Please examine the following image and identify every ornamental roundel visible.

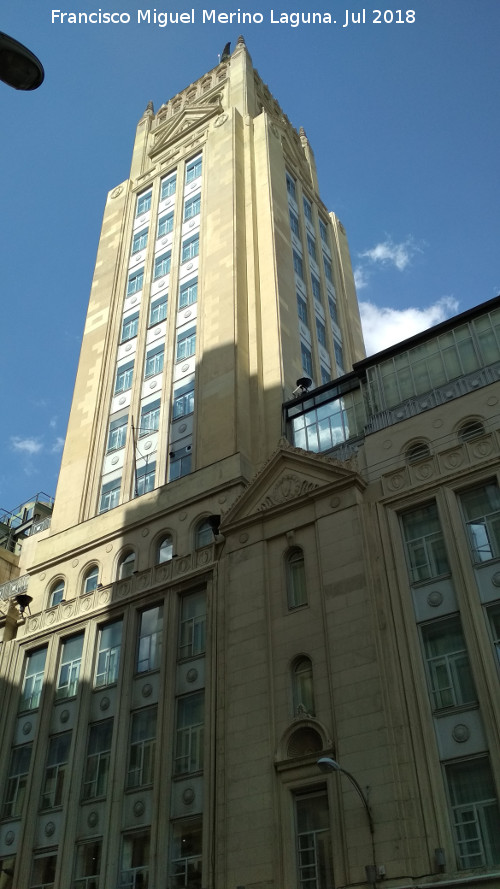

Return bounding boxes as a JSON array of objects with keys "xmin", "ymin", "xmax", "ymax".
[
  {"xmin": 45, "ymin": 821, "xmax": 56, "ymax": 837},
  {"xmin": 87, "ymin": 811, "xmax": 99, "ymax": 828},
  {"xmin": 111, "ymin": 185, "xmax": 124, "ymax": 199},
  {"xmin": 427, "ymin": 591, "xmax": 443, "ymax": 608},
  {"xmin": 5, "ymin": 830, "xmax": 15, "ymax": 846},
  {"xmin": 214, "ymin": 113, "xmax": 228, "ymax": 127},
  {"xmin": 452, "ymin": 723, "xmax": 470, "ymax": 743},
  {"xmin": 182, "ymin": 787, "xmax": 195, "ymax": 804},
  {"xmin": 133, "ymin": 800, "xmax": 145, "ymax": 817}
]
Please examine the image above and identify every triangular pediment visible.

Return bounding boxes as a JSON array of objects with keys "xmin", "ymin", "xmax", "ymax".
[
  {"xmin": 149, "ymin": 101, "xmax": 223, "ymax": 158},
  {"xmin": 223, "ymin": 441, "xmax": 364, "ymax": 528}
]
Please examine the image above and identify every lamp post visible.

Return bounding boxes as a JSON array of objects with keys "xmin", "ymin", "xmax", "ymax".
[
  {"xmin": 0, "ymin": 31, "xmax": 44, "ymax": 90},
  {"xmin": 318, "ymin": 756, "xmax": 377, "ymax": 886}
]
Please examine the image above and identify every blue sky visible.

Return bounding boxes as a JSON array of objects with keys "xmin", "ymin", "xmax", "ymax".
[{"xmin": 1, "ymin": 0, "xmax": 499, "ymax": 511}]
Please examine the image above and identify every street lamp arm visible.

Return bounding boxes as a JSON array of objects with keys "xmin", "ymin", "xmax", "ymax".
[{"xmin": 336, "ymin": 766, "xmax": 375, "ymax": 835}]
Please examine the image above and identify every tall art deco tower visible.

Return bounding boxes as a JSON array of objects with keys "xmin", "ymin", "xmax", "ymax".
[{"xmin": 5, "ymin": 34, "xmax": 500, "ymax": 889}]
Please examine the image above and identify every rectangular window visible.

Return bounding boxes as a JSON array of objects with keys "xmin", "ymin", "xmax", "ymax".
[
  {"xmin": 127, "ymin": 707, "xmax": 157, "ymax": 788},
  {"xmin": 132, "ymin": 228, "xmax": 148, "ymax": 254},
  {"xmin": 153, "ymin": 251, "xmax": 171, "ymax": 280},
  {"xmin": 319, "ymin": 218, "xmax": 328, "ymax": 244},
  {"xmin": 135, "ymin": 460, "xmax": 156, "ymax": 497},
  {"xmin": 293, "ymin": 250, "xmax": 304, "ymax": 280},
  {"xmin": 56, "ymin": 634, "xmax": 84, "ymax": 700},
  {"xmin": 323, "ymin": 256, "xmax": 333, "ymax": 283},
  {"xmin": 421, "ymin": 616, "xmax": 477, "ymax": 710},
  {"xmin": 184, "ymin": 194, "xmax": 201, "ymax": 221},
  {"xmin": 40, "ymin": 732, "xmax": 72, "ymax": 810},
  {"xmin": 149, "ymin": 295, "xmax": 167, "ymax": 326},
  {"xmin": 295, "ymin": 790, "xmax": 333, "ymax": 889},
  {"xmin": 169, "ymin": 819, "xmax": 202, "ymax": 889},
  {"xmin": 486, "ymin": 603, "xmax": 500, "ymax": 665},
  {"xmin": 181, "ymin": 234, "xmax": 199, "ymax": 263},
  {"xmin": 107, "ymin": 414, "xmax": 128, "ymax": 452},
  {"xmin": 286, "ymin": 172, "xmax": 296, "ymax": 201},
  {"xmin": 173, "ymin": 381, "xmax": 195, "ymax": 419},
  {"xmin": 316, "ymin": 319, "xmax": 327, "ymax": 348},
  {"xmin": 307, "ymin": 234, "xmax": 317, "ymax": 261},
  {"xmin": 460, "ymin": 482, "xmax": 500, "ymax": 563},
  {"xmin": 2, "ymin": 744, "xmax": 32, "ymax": 818},
  {"xmin": 99, "ymin": 477, "xmax": 121, "ymax": 513},
  {"xmin": 174, "ymin": 691, "xmax": 204, "ymax": 774},
  {"xmin": 297, "ymin": 294, "xmax": 308, "ymax": 326},
  {"xmin": 179, "ymin": 278, "xmax": 198, "ymax": 309},
  {"xmin": 176, "ymin": 327, "xmax": 196, "ymax": 362},
  {"xmin": 169, "ymin": 450, "xmax": 192, "ymax": 481},
  {"xmin": 161, "ymin": 172, "xmax": 177, "ymax": 199},
  {"xmin": 136, "ymin": 191, "xmax": 151, "ymax": 217},
  {"xmin": 334, "ymin": 340, "xmax": 344, "ymax": 371},
  {"xmin": 320, "ymin": 366, "xmax": 330, "ymax": 385},
  {"xmin": 82, "ymin": 719, "xmax": 113, "ymax": 800},
  {"xmin": 186, "ymin": 156, "xmax": 202, "ymax": 183},
  {"xmin": 446, "ymin": 758, "xmax": 500, "ymax": 869},
  {"xmin": 118, "ymin": 831, "xmax": 150, "ymax": 889},
  {"xmin": 311, "ymin": 274, "xmax": 321, "ymax": 303},
  {"xmin": 20, "ymin": 648, "xmax": 47, "ymax": 711},
  {"xmin": 95, "ymin": 620, "xmax": 122, "ymax": 687},
  {"xmin": 157, "ymin": 212, "xmax": 174, "ymax": 238},
  {"xmin": 179, "ymin": 591, "xmax": 206, "ymax": 660},
  {"xmin": 73, "ymin": 839, "xmax": 102, "ymax": 889},
  {"xmin": 121, "ymin": 312, "xmax": 139, "ymax": 343},
  {"xmin": 303, "ymin": 197, "xmax": 313, "ymax": 222},
  {"xmin": 114, "ymin": 361, "xmax": 134, "ymax": 395},
  {"xmin": 289, "ymin": 210, "xmax": 300, "ymax": 237},
  {"xmin": 30, "ymin": 853, "xmax": 57, "ymax": 889},
  {"xmin": 401, "ymin": 502, "xmax": 450, "ymax": 583},
  {"xmin": 328, "ymin": 297, "xmax": 338, "ymax": 325},
  {"xmin": 127, "ymin": 268, "xmax": 144, "ymax": 296},
  {"xmin": 137, "ymin": 604, "xmax": 164, "ymax": 673},
  {"xmin": 144, "ymin": 345, "xmax": 164, "ymax": 379},
  {"xmin": 402, "ymin": 503, "xmax": 450, "ymax": 583},
  {"xmin": 301, "ymin": 343, "xmax": 313, "ymax": 378},
  {"xmin": 139, "ymin": 399, "xmax": 160, "ymax": 437}
]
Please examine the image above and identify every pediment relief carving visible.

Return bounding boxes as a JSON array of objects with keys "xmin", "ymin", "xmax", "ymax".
[
  {"xmin": 223, "ymin": 443, "xmax": 362, "ymax": 527},
  {"xmin": 149, "ymin": 101, "xmax": 223, "ymax": 157}
]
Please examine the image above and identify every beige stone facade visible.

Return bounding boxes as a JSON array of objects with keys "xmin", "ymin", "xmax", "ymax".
[{"xmin": 1, "ymin": 38, "xmax": 500, "ymax": 889}]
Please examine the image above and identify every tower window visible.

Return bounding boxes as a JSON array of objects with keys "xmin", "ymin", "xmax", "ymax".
[
  {"xmin": 161, "ymin": 172, "xmax": 177, "ymax": 199},
  {"xmin": 107, "ymin": 413, "xmax": 128, "ymax": 452},
  {"xmin": 319, "ymin": 218, "xmax": 329, "ymax": 244},
  {"xmin": 178, "ymin": 590, "xmax": 206, "ymax": 660},
  {"xmin": 139, "ymin": 399, "xmax": 160, "ymax": 436},
  {"xmin": 82, "ymin": 719, "xmax": 114, "ymax": 800},
  {"xmin": 135, "ymin": 461, "xmax": 156, "ymax": 497},
  {"xmin": 2, "ymin": 744, "xmax": 32, "ymax": 818},
  {"xmin": 293, "ymin": 250, "xmax": 304, "ymax": 280},
  {"xmin": 297, "ymin": 294, "xmax": 308, "ymax": 326},
  {"xmin": 334, "ymin": 340, "xmax": 344, "ymax": 371},
  {"xmin": 120, "ymin": 311, "xmax": 139, "ymax": 343},
  {"xmin": 144, "ymin": 344, "xmax": 164, "ymax": 379},
  {"xmin": 184, "ymin": 193, "xmax": 201, "ymax": 220},
  {"xmin": 176, "ymin": 327, "xmax": 196, "ymax": 362},
  {"xmin": 118, "ymin": 550, "xmax": 135, "ymax": 580},
  {"xmin": 303, "ymin": 196, "xmax": 313, "ymax": 222},
  {"xmin": 173, "ymin": 380, "xmax": 195, "ymax": 419},
  {"xmin": 158, "ymin": 211, "xmax": 174, "ymax": 238},
  {"xmin": 195, "ymin": 519, "xmax": 213, "ymax": 549},
  {"xmin": 127, "ymin": 707, "xmax": 157, "ymax": 788},
  {"xmin": 401, "ymin": 502, "xmax": 450, "ymax": 583},
  {"xmin": 169, "ymin": 448, "xmax": 192, "ymax": 481},
  {"xmin": 20, "ymin": 648, "xmax": 47, "ymax": 711},
  {"xmin": 292, "ymin": 656, "xmax": 315, "ymax": 716},
  {"xmin": 169, "ymin": 819, "xmax": 203, "ymax": 889},
  {"xmin": 132, "ymin": 227, "xmax": 148, "ymax": 253},
  {"xmin": 186, "ymin": 156, "xmax": 202, "ymax": 183},
  {"xmin": 136, "ymin": 191, "xmax": 151, "ymax": 217},
  {"xmin": 83, "ymin": 565, "xmax": 99, "ymax": 595},
  {"xmin": 311, "ymin": 274, "xmax": 321, "ymax": 303},
  {"xmin": 157, "ymin": 535, "xmax": 173, "ymax": 564},
  {"xmin": 458, "ymin": 420, "xmax": 486, "ymax": 442},
  {"xmin": 328, "ymin": 297, "xmax": 338, "ymax": 325},
  {"xmin": 182, "ymin": 233, "xmax": 199, "ymax": 262},
  {"xmin": 99, "ymin": 477, "xmax": 121, "ymax": 513},
  {"xmin": 127, "ymin": 267, "xmax": 144, "ymax": 295},
  {"xmin": 40, "ymin": 731, "xmax": 72, "ymax": 810},
  {"xmin": 73, "ymin": 840, "xmax": 102, "ymax": 889},
  {"xmin": 149, "ymin": 294, "xmax": 167, "ymax": 326},
  {"xmin": 323, "ymin": 256, "xmax": 333, "ymax": 283},
  {"xmin": 445, "ymin": 757, "xmax": 500, "ymax": 869},
  {"xmin": 290, "ymin": 210, "xmax": 300, "ymax": 237},
  {"xmin": 174, "ymin": 691, "xmax": 204, "ymax": 774},
  {"xmin": 95, "ymin": 620, "xmax": 122, "ymax": 688},
  {"xmin": 114, "ymin": 361, "xmax": 134, "ymax": 395},
  {"xmin": 154, "ymin": 250, "xmax": 171, "ymax": 280},
  {"xmin": 286, "ymin": 172, "xmax": 296, "ymax": 201},
  {"xmin": 301, "ymin": 343, "xmax": 313, "ymax": 378},
  {"xmin": 56, "ymin": 633, "xmax": 84, "ymax": 699},
  {"xmin": 316, "ymin": 319, "xmax": 326, "ymax": 348},
  {"xmin": 30, "ymin": 853, "xmax": 57, "ymax": 889},
  {"xmin": 307, "ymin": 234, "xmax": 317, "ymax": 261},
  {"xmin": 421, "ymin": 616, "xmax": 477, "ymax": 710},
  {"xmin": 286, "ymin": 548, "xmax": 307, "ymax": 609},
  {"xmin": 179, "ymin": 278, "xmax": 198, "ymax": 308}
]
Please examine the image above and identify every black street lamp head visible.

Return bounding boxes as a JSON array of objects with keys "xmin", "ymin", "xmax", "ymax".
[{"xmin": 0, "ymin": 31, "xmax": 44, "ymax": 90}]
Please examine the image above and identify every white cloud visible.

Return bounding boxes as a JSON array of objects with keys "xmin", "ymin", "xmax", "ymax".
[
  {"xmin": 353, "ymin": 265, "xmax": 369, "ymax": 291},
  {"xmin": 10, "ymin": 437, "xmax": 43, "ymax": 456},
  {"xmin": 51, "ymin": 437, "xmax": 65, "ymax": 453},
  {"xmin": 360, "ymin": 296, "xmax": 459, "ymax": 356},
  {"xmin": 360, "ymin": 236, "xmax": 421, "ymax": 272}
]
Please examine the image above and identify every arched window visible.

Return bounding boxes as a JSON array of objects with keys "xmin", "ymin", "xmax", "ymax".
[
  {"xmin": 292, "ymin": 656, "xmax": 315, "ymax": 716},
  {"xmin": 49, "ymin": 580, "xmax": 65, "ymax": 608},
  {"xmin": 405, "ymin": 441, "xmax": 431, "ymax": 464},
  {"xmin": 195, "ymin": 519, "xmax": 213, "ymax": 549},
  {"xmin": 83, "ymin": 565, "xmax": 99, "ymax": 595},
  {"xmin": 458, "ymin": 420, "xmax": 485, "ymax": 442},
  {"xmin": 286, "ymin": 548, "xmax": 307, "ymax": 609},
  {"xmin": 157, "ymin": 535, "xmax": 173, "ymax": 564},
  {"xmin": 118, "ymin": 551, "xmax": 135, "ymax": 580}
]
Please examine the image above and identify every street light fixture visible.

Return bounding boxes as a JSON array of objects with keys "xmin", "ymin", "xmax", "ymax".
[
  {"xmin": 0, "ymin": 31, "xmax": 44, "ymax": 90},
  {"xmin": 318, "ymin": 756, "xmax": 378, "ymax": 885}
]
